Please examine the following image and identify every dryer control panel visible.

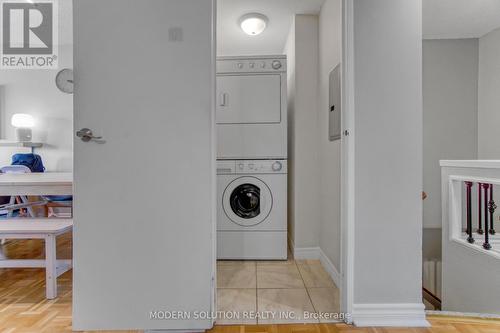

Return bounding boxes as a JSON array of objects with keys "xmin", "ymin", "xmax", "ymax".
[
  {"xmin": 217, "ymin": 56, "xmax": 287, "ymax": 74},
  {"xmin": 217, "ymin": 160, "xmax": 287, "ymax": 175}
]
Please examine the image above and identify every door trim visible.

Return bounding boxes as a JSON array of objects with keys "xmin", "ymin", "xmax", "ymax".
[
  {"xmin": 341, "ymin": 0, "xmax": 355, "ymax": 322},
  {"xmin": 210, "ymin": 0, "xmax": 217, "ymax": 326}
]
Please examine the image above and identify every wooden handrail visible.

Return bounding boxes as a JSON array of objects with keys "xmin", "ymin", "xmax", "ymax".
[{"xmin": 423, "ymin": 287, "xmax": 442, "ymax": 310}]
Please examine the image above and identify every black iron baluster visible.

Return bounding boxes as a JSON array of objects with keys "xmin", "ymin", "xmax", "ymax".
[
  {"xmin": 466, "ymin": 181, "xmax": 474, "ymax": 243},
  {"xmin": 478, "ymin": 183, "xmax": 484, "ymax": 234},
  {"xmin": 483, "ymin": 183, "xmax": 492, "ymax": 250},
  {"xmin": 489, "ymin": 184, "xmax": 497, "ymax": 235}
]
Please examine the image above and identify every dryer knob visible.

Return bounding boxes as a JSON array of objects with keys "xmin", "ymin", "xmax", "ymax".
[
  {"xmin": 272, "ymin": 161, "xmax": 282, "ymax": 171},
  {"xmin": 272, "ymin": 60, "xmax": 282, "ymax": 70}
]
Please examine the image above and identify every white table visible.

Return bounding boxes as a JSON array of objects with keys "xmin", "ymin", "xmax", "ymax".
[
  {"xmin": 0, "ymin": 172, "xmax": 73, "ymax": 299},
  {"xmin": 0, "ymin": 172, "xmax": 72, "ymax": 196}
]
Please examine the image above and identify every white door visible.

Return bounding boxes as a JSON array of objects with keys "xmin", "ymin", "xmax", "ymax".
[
  {"xmin": 72, "ymin": 0, "xmax": 216, "ymax": 330},
  {"xmin": 216, "ymin": 74, "xmax": 281, "ymax": 124}
]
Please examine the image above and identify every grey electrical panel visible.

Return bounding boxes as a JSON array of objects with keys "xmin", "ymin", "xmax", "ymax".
[{"xmin": 329, "ymin": 64, "xmax": 341, "ymax": 141}]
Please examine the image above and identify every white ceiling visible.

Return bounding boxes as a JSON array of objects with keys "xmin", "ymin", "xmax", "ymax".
[
  {"xmin": 217, "ymin": 0, "xmax": 325, "ymax": 56},
  {"xmin": 424, "ymin": 0, "xmax": 500, "ymax": 39}
]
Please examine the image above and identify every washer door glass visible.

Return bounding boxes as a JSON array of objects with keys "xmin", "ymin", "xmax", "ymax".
[
  {"xmin": 230, "ymin": 184, "xmax": 260, "ymax": 219},
  {"xmin": 223, "ymin": 176, "xmax": 273, "ymax": 227}
]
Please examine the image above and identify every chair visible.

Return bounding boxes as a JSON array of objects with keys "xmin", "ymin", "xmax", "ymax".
[
  {"xmin": 0, "ymin": 165, "xmax": 47, "ymax": 218},
  {"xmin": 0, "ymin": 165, "xmax": 48, "ymax": 245}
]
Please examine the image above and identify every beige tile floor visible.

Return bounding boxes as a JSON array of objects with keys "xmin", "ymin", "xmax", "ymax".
[{"xmin": 216, "ymin": 251, "xmax": 341, "ymax": 325}]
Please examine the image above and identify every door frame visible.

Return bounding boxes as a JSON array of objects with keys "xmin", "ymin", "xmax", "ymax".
[
  {"xmin": 210, "ymin": 0, "xmax": 217, "ymax": 325},
  {"xmin": 340, "ymin": 0, "xmax": 355, "ymax": 321}
]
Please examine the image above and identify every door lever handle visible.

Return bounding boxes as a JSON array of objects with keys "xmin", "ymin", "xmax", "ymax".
[
  {"xmin": 219, "ymin": 93, "xmax": 227, "ymax": 107},
  {"xmin": 76, "ymin": 128, "xmax": 103, "ymax": 142}
]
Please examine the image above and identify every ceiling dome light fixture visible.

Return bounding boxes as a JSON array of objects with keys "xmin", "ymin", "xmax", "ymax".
[{"xmin": 239, "ymin": 13, "xmax": 268, "ymax": 36}]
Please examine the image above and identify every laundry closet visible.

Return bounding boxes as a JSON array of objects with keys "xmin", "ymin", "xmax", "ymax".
[
  {"xmin": 216, "ymin": 56, "xmax": 288, "ymax": 260},
  {"xmin": 214, "ymin": 0, "xmax": 341, "ymax": 326}
]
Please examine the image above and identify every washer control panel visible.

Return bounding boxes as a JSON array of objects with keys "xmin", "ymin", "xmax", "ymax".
[
  {"xmin": 217, "ymin": 56, "xmax": 287, "ymax": 74},
  {"xmin": 217, "ymin": 160, "xmax": 287, "ymax": 174}
]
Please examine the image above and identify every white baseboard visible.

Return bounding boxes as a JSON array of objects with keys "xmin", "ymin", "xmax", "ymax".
[
  {"xmin": 293, "ymin": 247, "xmax": 428, "ymax": 327},
  {"xmin": 144, "ymin": 330, "xmax": 206, "ymax": 333},
  {"xmin": 318, "ymin": 248, "xmax": 342, "ymax": 289},
  {"xmin": 351, "ymin": 303, "xmax": 430, "ymax": 327},
  {"xmin": 293, "ymin": 246, "xmax": 342, "ymax": 289},
  {"xmin": 293, "ymin": 246, "xmax": 320, "ymax": 260},
  {"xmin": 426, "ymin": 310, "xmax": 500, "ymax": 319},
  {"xmin": 144, "ymin": 329, "xmax": 206, "ymax": 333}
]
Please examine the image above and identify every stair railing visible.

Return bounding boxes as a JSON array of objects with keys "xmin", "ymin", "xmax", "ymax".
[{"xmin": 464, "ymin": 181, "xmax": 497, "ymax": 250}]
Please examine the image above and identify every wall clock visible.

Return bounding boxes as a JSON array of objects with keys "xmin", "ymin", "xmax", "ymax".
[{"xmin": 55, "ymin": 68, "xmax": 74, "ymax": 94}]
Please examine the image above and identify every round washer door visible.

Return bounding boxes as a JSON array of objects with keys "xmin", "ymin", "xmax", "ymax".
[{"xmin": 222, "ymin": 176, "xmax": 273, "ymax": 227}]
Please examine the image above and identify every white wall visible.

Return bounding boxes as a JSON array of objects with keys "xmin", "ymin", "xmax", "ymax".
[
  {"xmin": 318, "ymin": 0, "xmax": 342, "ymax": 271},
  {"xmin": 423, "ymin": 39, "xmax": 479, "ymax": 230},
  {"xmin": 0, "ymin": 0, "xmax": 73, "ymax": 172},
  {"xmin": 284, "ymin": 15, "xmax": 322, "ymax": 250},
  {"xmin": 478, "ymin": 27, "xmax": 500, "ymax": 159},
  {"xmin": 0, "ymin": 45, "xmax": 73, "ymax": 172},
  {"xmin": 283, "ymin": 5, "xmax": 343, "ymax": 273},
  {"xmin": 350, "ymin": 0, "xmax": 424, "ymax": 321}
]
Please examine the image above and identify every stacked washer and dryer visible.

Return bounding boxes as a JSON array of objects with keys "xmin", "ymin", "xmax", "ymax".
[{"xmin": 216, "ymin": 55, "xmax": 287, "ymax": 260}]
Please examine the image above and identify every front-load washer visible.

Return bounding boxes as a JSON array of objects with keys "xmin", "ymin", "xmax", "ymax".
[
  {"xmin": 216, "ymin": 55, "xmax": 287, "ymax": 160},
  {"xmin": 217, "ymin": 159, "xmax": 287, "ymax": 260}
]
